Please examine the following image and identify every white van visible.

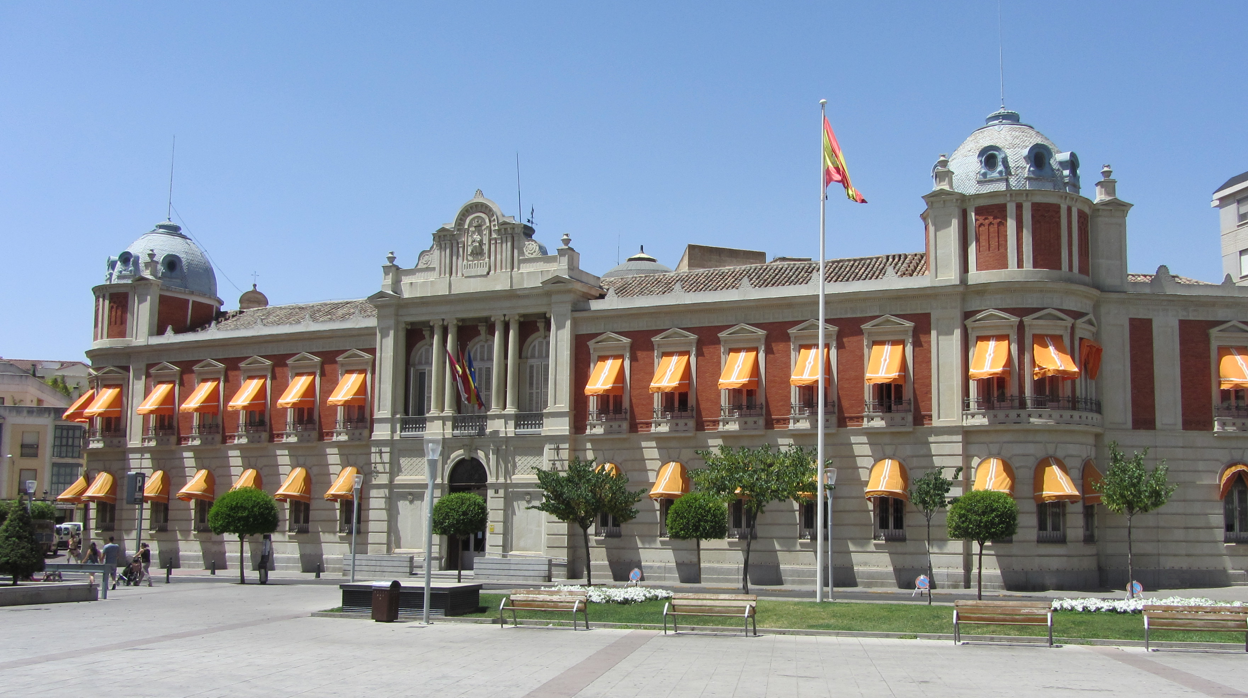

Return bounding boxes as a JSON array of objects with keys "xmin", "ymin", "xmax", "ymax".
[{"xmin": 56, "ymin": 522, "xmax": 83, "ymax": 549}]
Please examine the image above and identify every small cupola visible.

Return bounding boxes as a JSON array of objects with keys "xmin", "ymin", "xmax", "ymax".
[{"xmin": 239, "ymin": 284, "xmax": 269, "ymax": 310}]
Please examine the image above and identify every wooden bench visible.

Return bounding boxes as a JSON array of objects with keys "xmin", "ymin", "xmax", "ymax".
[
  {"xmin": 662, "ymin": 593, "xmax": 757, "ymax": 636},
  {"xmin": 952, "ymin": 600, "xmax": 1053, "ymax": 646},
  {"xmin": 498, "ymin": 589, "xmax": 589, "ymax": 630},
  {"xmin": 1143, "ymin": 605, "xmax": 1248, "ymax": 652}
]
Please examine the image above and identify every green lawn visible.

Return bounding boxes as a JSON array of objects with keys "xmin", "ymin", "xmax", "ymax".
[{"xmin": 471, "ymin": 594, "xmax": 1243, "ymax": 645}]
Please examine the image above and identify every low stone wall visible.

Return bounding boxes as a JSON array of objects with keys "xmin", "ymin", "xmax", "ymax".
[{"xmin": 0, "ymin": 582, "xmax": 97, "ymax": 607}]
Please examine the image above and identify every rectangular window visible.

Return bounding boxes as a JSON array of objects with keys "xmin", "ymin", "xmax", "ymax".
[
  {"xmin": 729, "ymin": 500, "xmax": 757, "ymax": 539},
  {"xmin": 1037, "ymin": 502, "xmax": 1067, "ymax": 543},
  {"xmin": 801, "ymin": 500, "xmax": 816, "ymax": 540},
  {"xmin": 289, "ymin": 500, "xmax": 310, "ymax": 533},
  {"xmin": 526, "ymin": 362, "xmax": 549, "ymax": 412},
  {"xmin": 1238, "ymin": 196, "xmax": 1248, "ymax": 224},
  {"xmin": 339, "ymin": 499, "xmax": 361, "ymax": 534},
  {"xmin": 150, "ymin": 502, "xmax": 169, "ymax": 532},
  {"xmin": 414, "ymin": 368, "xmax": 430, "ymax": 416},
  {"xmin": 18, "ymin": 469, "xmax": 38, "ymax": 495},
  {"xmin": 660, "ymin": 391, "xmax": 690, "ymax": 415},
  {"xmin": 1226, "ymin": 482, "xmax": 1248, "ymax": 543},
  {"xmin": 291, "ymin": 407, "xmax": 316, "ymax": 429},
  {"xmin": 596, "ymin": 511, "xmax": 621, "ymax": 538},
  {"xmin": 95, "ymin": 502, "xmax": 115, "ymax": 531},
  {"xmin": 20, "ymin": 431, "xmax": 39, "ymax": 458},
  {"xmin": 658, "ymin": 498, "xmax": 673, "ymax": 537},
  {"xmin": 870, "ymin": 383, "xmax": 906, "ymax": 413},
  {"xmin": 195, "ymin": 500, "xmax": 212, "ymax": 532},
  {"xmin": 52, "ymin": 425, "xmax": 84, "ymax": 459},
  {"xmin": 1083, "ymin": 504, "xmax": 1097, "ymax": 543},
  {"xmin": 50, "ymin": 463, "xmax": 79, "ymax": 498},
  {"xmin": 1240, "ymin": 250, "xmax": 1248, "ymax": 279},
  {"xmin": 873, "ymin": 497, "xmax": 906, "ymax": 541}
]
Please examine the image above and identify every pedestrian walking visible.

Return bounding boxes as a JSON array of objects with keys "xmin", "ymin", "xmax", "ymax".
[
  {"xmin": 84, "ymin": 542, "xmax": 100, "ymax": 564},
  {"xmin": 67, "ymin": 534, "xmax": 81, "ymax": 564},
  {"xmin": 101, "ymin": 537, "xmax": 121, "ymax": 590},
  {"xmin": 139, "ymin": 543, "xmax": 152, "ymax": 587}
]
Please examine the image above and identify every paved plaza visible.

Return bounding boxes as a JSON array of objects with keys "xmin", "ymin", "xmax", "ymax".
[{"xmin": 2, "ymin": 579, "xmax": 1247, "ymax": 697}]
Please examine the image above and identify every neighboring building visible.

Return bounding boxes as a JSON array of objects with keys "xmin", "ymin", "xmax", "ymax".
[
  {"xmin": 1213, "ymin": 170, "xmax": 1248, "ymax": 285},
  {"xmin": 71, "ymin": 114, "xmax": 1248, "ymax": 590},
  {"xmin": 0, "ymin": 359, "xmax": 90, "ymax": 400},
  {"xmin": 0, "ymin": 364, "xmax": 84, "ymax": 509}
]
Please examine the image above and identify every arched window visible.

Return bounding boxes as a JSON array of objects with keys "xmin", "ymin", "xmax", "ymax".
[
  {"xmin": 1227, "ymin": 479, "xmax": 1248, "ymax": 544},
  {"xmin": 524, "ymin": 336, "xmax": 549, "ymax": 412},
  {"xmin": 408, "ymin": 345, "xmax": 432, "ymax": 416},
  {"xmin": 468, "ymin": 340, "xmax": 493, "ymax": 413}
]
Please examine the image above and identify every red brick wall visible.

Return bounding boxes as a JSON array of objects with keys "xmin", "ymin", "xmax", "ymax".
[
  {"xmin": 974, "ymin": 204, "xmax": 1008, "ymax": 271},
  {"xmin": 1179, "ymin": 320, "xmax": 1215, "ymax": 431},
  {"xmin": 106, "ymin": 292, "xmax": 129, "ymax": 339},
  {"xmin": 156, "ymin": 295, "xmax": 190, "ymax": 335},
  {"xmin": 189, "ymin": 301, "xmax": 217, "ymax": 331},
  {"xmin": 1015, "ymin": 203, "xmax": 1024, "ymax": 268},
  {"xmin": 1077, "ymin": 211, "xmax": 1090, "ymax": 277},
  {"xmin": 1032, "ymin": 203, "xmax": 1062, "ymax": 271},
  {"xmin": 1129, "ymin": 318, "xmax": 1156, "ymax": 430}
]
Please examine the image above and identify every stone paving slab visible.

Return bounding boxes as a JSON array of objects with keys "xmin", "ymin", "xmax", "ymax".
[{"xmin": 1, "ymin": 581, "xmax": 1246, "ymax": 697}]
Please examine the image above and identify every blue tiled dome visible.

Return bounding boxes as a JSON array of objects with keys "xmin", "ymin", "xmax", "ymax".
[
  {"xmin": 945, "ymin": 110, "xmax": 1080, "ymax": 195},
  {"xmin": 105, "ymin": 221, "xmax": 219, "ymax": 300}
]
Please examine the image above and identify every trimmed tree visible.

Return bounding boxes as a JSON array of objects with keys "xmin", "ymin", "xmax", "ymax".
[
  {"xmin": 1096, "ymin": 442, "xmax": 1177, "ymax": 593},
  {"xmin": 530, "ymin": 456, "xmax": 646, "ymax": 586},
  {"xmin": 946, "ymin": 490, "xmax": 1018, "ymax": 600},
  {"xmin": 30, "ymin": 501, "xmax": 56, "ymax": 521},
  {"xmin": 208, "ymin": 487, "xmax": 279, "ymax": 584},
  {"xmin": 908, "ymin": 466, "xmax": 962, "ymax": 601},
  {"xmin": 691, "ymin": 444, "xmax": 817, "ymax": 593},
  {"xmin": 432, "ymin": 492, "xmax": 489, "ymax": 582},
  {"xmin": 665, "ymin": 492, "xmax": 728, "ymax": 583},
  {"xmin": 0, "ymin": 494, "xmax": 44, "ymax": 585}
]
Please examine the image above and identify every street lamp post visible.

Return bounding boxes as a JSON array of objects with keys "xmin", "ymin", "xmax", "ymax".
[
  {"xmin": 422, "ymin": 437, "xmax": 442, "ymax": 625},
  {"xmin": 826, "ymin": 467, "xmax": 837, "ymax": 600},
  {"xmin": 349, "ymin": 473, "xmax": 364, "ymax": 582}
]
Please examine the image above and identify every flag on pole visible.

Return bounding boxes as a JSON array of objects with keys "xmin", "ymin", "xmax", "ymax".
[
  {"xmin": 447, "ymin": 349, "xmax": 472, "ymax": 406},
  {"xmin": 823, "ymin": 116, "xmax": 866, "ymax": 203},
  {"xmin": 463, "ymin": 350, "xmax": 485, "ymax": 409}
]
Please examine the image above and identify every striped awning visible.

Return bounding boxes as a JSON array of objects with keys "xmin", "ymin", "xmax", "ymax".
[
  {"xmin": 1033, "ymin": 457, "xmax": 1080, "ymax": 503},
  {"xmin": 275, "ymin": 467, "xmax": 312, "ymax": 503},
  {"xmin": 180, "ymin": 379, "xmax": 221, "ymax": 414},
  {"xmin": 1219, "ymin": 348, "xmax": 1248, "ymax": 390},
  {"xmin": 56, "ymin": 475, "xmax": 88, "ymax": 504},
  {"xmin": 328, "ymin": 371, "xmax": 368, "ymax": 406},
  {"xmin": 62, "ymin": 390, "xmax": 95, "ymax": 423},
  {"xmin": 231, "ymin": 469, "xmax": 263, "ymax": 491},
  {"xmin": 1082, "ymin": 461, "xmax": 1103, "ymax": 505},
  {"xmin": 790, "ymin": 345, "xmax": 830, "ymax": 387},
  {"xmin": 972, "ymin": 457, "xmax": 1015, "ymax": 495},
  {"xmin": 865, "ymin": 459, "xmax": 909, "ymax": 501},
  {"xmin": 1220, "ymin": 464, "xmax": 1248, "ymax": 500},
  {"xmin": 968, "ymin": 335, "xmax": 1011, "ymax": 381},
  {"xmin": 177, "ymin": 469, "xmax": 216, "ymax": 502},
  {"xmin": 1033, "ymin": 335, "xmax": 1079, "ymax": 380},
  {"xmin": 718, "ymin": 348, "xmax": 759, "ymax": 390},
  {"xmin": 595, "ymin": 462, "xmax": 622, "ymax": 478},
  {"xmin": 136, "ymin": 382, "xmax": 176, "ymax": 415},
  {"xmin": 649, "ymin": 352, "xmax": 691, "ymax": 393},
  {"xmin": 277, "ymin": 373, "xmax": 318, "ymax": 409},
  {"xmin": 84, "ymin": 386, "xmax": 123, "ymax": 418},
  {"xmin": 585, "ymin": 356, "xmax": 625, "ymax": 396},
  {"xmin": 325, "ymin": 467, "xmax": 360, "ymax": 501},
  {"xmin": 649, "ymin": 462, "xmax": 690, "ymax": 499},
  {"xmin": 227, "ymin": 377, "xmax": 267, "ymax": 411},
  {"xmin": 143, "ymin": 470, "xmax": 170, "ymax": 504},
  {"xmin": 81, "ymin": 472, "xmax": 117, "ymax": 504},
  {"xmin": 865, "ymin": 341, "xmax": 906, "ymax": 385}
]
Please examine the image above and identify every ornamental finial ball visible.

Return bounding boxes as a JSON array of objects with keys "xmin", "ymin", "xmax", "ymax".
[{"xmin": 819, "ymin": 99, "xmax": 827, "ymax": 105}]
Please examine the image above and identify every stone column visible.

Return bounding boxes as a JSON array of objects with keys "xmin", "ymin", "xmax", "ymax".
[
  {"xmin": 546, "ymin": 313, "xmax": 556, "ymax": 410},
  {"xmin": 430, "ymin": 321, "xmax": 445, "ymax": 414},
  {"xmin": 506, "ymin": 315, "xmax": 520, "ymax": 411},
  {"xmin": 491, "ymin": 316, "xmax": 505, "ymax": 412},
  {"xmin": 444, "ymin": 320, "xmax": 459, "ymax": 414}
]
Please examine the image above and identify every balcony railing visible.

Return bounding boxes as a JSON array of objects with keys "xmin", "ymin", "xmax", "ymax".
[
  {"xmin": 653, "ymin": 408, "xmax": 694, "ymax": 420},
  {"xmin": 515, "ymin": 412, "xmax": 544, "ymax": 432},
  {"xmin": 587, "ymin": 408, "xmax": 628, "ymax": 435},
  {"xmin": 328, "ymin": 419, "xmax": 370, "ymax": 442},
  {"xmin": 588, "ymin": 408, "xmax": 629, "ymax": 422},
  {"xmin": 1037, "ymin": 529, "xmax": 1067, "ymax": 544},
  {"xmin": 399, "ymin": 416, "xmax": 427, "ymax": 436},
  {"xmin": 1217, "ymin": 405, "xmax": 1248, "ymax": 418},
  {"xmin": 20, "ymin": 445, "xmax": 38, "ymax": 458},
  {"xmin": 1225, "ymin": 530, "xmax": 1248, "ymax": 544},
  {"xmin": 964, "ymin": 395, "xmax": 1102, "ymax": 413},
  {"xmin": 451, "ymin": 414, "xmax": 486, "ymax": 436},
  {"xmin": 790, "ymin": 400, "xmax": 838, "ymax": 416},
  {"xmin": 720, "ymin": 404, "xmax": 764, "ymax": 418},
  {"xmin": 180, "ymin": 423, "xmax": 221, "ymax": 446},
  {"xmin": 864, "ymin": 399, "xmax": 912, "ymax": 414},
  {"xmin": 873, "ymin": 528, "xmax": 906, "ymax": 542},
  {"xmin": 87, "ymin": 427, "xmax": 126, "ymax": 439},
  {"xmin": 595, "ymin": 526, "xmax": 621, "ymax": 538}
]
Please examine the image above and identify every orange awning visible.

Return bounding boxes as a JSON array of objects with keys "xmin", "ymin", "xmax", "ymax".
[
  {"xmin": 718, "ymin": 348, "xmax": 759, "ymax": 390},
  {"xmin": 1033, "ymin": 457, "xmax": 1080, "ymax": 503},
  {"xmin": 1082, "ymin": 461, "xmax": 1103, "ymax": 505},
  {"xmin": 649, "ymin": 462, "xmax": 690, "ymax": 499},
  {"xmin": 84, "ymin": 386, "xmax": 123, "ymax": 418},
  {"xmin": 143, "ymin": 471, "xmax": 169, "ymax": 504},
  {"xmin": 180, "ymin": 379, "xmax": 221, "ymax": 414},
  {"xmin": 1219, "ymin": 347, "xmax": 1248, "ymax": 390},
  {"xmin": 177, "ymin": 469, "xmax": 216, "ymax": 502},
  {"xmin": 56, "ymin": 475, "xmax": 88, "ymax": 504},
  {"xmin": 791, "ymin": 345, "xmax": 831, "ymax": 387},
  {"xmin": 1219, "ymin": 464, "xmax": 1248, "ymax": 500},
  {"xmin": 276, "ymin": 373, "xmax": 317, "ymax": 409},
  {"xmin": 969, "ymin": 335, "xmax": 1011, "ymax": 381},
  {"xmin": 231, "ymin": 468, "xmax": 263, "ymax": 491},
  {"xmin": 1079, "ymin": 339, "xmax": 1103, "ymax": 381},
  {"xmin": 1033, "ymin": 335, "xmax": 1080, "ymax": 380},
  {"xmin": 275, "ymin": 467, "xmax": 312, "ymax": 503},
  {"xmin": 328, "ymin": 370, "xmax": 368, "ymax": 406},
  {"xmin": 649, "ymin": 352, "xmax": 691, "ymax": 393},
  {"xmin": 585, "ymin": 356, "xmax": 625, "ymax": 396},
  {"xmin": 972, "ymin": 457, "xmax": 1015, "ymax": 495},
  {"xmin": 865, "ymin": 341, "xmax": 906, "ymax": 385},
  {"xmin": 136, "ymin": 382, "xmax": 176, "ymax": 415},
  {"xmin": 865, "ymin": 459, "xmax": 909, "ymax": 500},
  {"xmin": 228, "ymin": 377, "xmax": 267, "ymax": 411},
  {"xmin": 62, "ymin": 390, "xmax": 95, "ymax": 423},
  {"xmin": 595, "ymin": 462, "xmax": 622, "ymax": 477},
  {"xmin": 81, "ymin": 472, "xmax": 117, "ymax": 504},
  {"xmin": 325, "ymin": 466, "xmax": 359, "ymax": 501}
]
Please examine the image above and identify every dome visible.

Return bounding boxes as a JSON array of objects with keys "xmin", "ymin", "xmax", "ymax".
[
  {"xmin": 105, "ymin": 221, "xmax": 219, "ymax": 300},
  {"xmin": 944, "ymin": 110, "xmax": 1080, "ymax": 195},
  {"xmin": 601, "ymin": 247, "xmax": 673, "ymax": 279},
  {"xmin": 238, "ymin": 284, "xmax": 269, "ymax": 310}
]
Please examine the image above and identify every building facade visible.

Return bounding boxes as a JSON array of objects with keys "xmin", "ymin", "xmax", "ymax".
[{"xmin": 70, "ymin": 112, "xmax": 1248, "ymax": 590}]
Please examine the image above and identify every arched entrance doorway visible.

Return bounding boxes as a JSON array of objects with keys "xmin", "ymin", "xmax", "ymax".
[{"xmin": 446, "ymin": 458, "xmax": 487, "ymax": 571}]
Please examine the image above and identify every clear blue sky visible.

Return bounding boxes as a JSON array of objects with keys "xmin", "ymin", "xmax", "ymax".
[{"xmin": 2, "ymin": 2, "xmax": 1244, "ymax": 361}]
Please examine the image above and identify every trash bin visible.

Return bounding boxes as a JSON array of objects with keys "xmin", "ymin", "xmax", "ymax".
[{"xmin": 372, "ymin": 580, "xmax": 401, "ymax": 622}]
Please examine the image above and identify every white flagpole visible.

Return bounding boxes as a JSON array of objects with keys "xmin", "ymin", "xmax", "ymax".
[{"xmin": 816, "ymin": 99, "xmax": 828, "ymax": 603}]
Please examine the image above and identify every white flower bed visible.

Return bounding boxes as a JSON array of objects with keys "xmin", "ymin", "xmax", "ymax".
[
  {"xmin": 548, "ymin": 585, "xmax": 674, "ymax": 605},
  {"xmin": 1051, "ymin": 596, "xmax": 1244, "ymax": 614}
]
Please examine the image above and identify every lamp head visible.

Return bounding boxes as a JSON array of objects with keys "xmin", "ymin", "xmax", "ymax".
[{"xmin": 423, "ymin": 437, "xmax": 443, "ymax": 461}]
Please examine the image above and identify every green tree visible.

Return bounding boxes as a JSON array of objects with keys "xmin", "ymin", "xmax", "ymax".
[
  {"xmin": 29, "ymin": 501, "xmax": 56, "ymax": 521},
  {"xmin": 432, "ymin": 492, "xmax": 489, "ymax": 582},
  {"xmin": 908, "ymin": 466, "xmax": 962, "ymax": 601},
  {"xmin": 665, "ymin": 492, "xmax": 728, "ymax": 583},
  {"xmin": 208, "ymin": 487, "xmax": 279, "ymax": 584},
  {"xmin": 0, "ymin": 494, "xmax": 44, "ymax": 585},
  {"xmin": 946, "ymin": 490, "xmax": 1018, "ymax": 600},
  {"xmin": 0, "ymin": 501, "xmax": 13, "ymax": 528},
  {"xmin": 691, "ymin": 444, "xmax": 817, "ymax": 593},
  {"xmin": 530, "ymin": 456, "xmax": 646, "ymax": 586},
  {"xmin": 1096, "ymin": 442, "xmax": 1177, "ymax": 592},
  {"xmin": 44, "ymin": 375, "xmax": 72, "ymax": 397}
]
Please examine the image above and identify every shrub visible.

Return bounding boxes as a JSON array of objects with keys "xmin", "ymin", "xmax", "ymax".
[
  {"xmin": 208, "ymin": 488, "xmax": 279, "ymax": 584},
  {"xmin": 665, "ymin": 492, "xmax": 728, "ymax": 583},
  {"xmin": 29, "ymin": 501, "xmax": 56, "ymax": 521},
  {"xmin": 432, "ymin": 492, "xmax": 488, "ymax": 582},
  {"xmin": 947, "ymin": 490, "xmax": 1018, "ymax": 600},
  {"xmin": 0, "ymin": 495, "xmax": 44, "ymax": 584}
]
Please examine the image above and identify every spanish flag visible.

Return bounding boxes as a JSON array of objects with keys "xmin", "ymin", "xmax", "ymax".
[{"xmin": 824, "ymin": 116, "xmax": 866, "ymax": 203}]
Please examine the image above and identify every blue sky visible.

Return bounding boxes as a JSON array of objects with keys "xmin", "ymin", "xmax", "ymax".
[{"xmin": 2, "ymin": 2, "xmax": 1245, "ymax": 361}]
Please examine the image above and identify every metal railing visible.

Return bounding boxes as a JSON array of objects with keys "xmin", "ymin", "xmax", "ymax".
[
  {"xmin": 864, "ymin": 399, "xmax": 912, "ymax": 414},
  {"xmin": 286, "ymin": 420, "xmax": 318, "ymax": 432},
  {"xmin": 240, "ymin": 421, "xmax": 269, "ymax": 433},
  {"xmin": 515, "ymin": 412, "xmax": 544, "ymax": 431},
  {"xmin": 790, "ymin": 400, "xmax": 838, "ymax": 416},
  {"xmin": 720, "ymin": 404, "xmax": 764, "ymax": 417},
  {"xmin": 1225, "ymin": 530, "xmax": 1248, "ymax": 544},
  {"xmin": 87, "ymin": 427, "xmax": 127, "ymax": 439},
  {"xmin": 144, "ymin": 426, "xmax": 177, "ymax": 437},
  {"xmin": 964, "ymin": 395, "xmax": 1102, "ymax": 413},
  {"xmin": 1216, "ymin": 404, "xmax": 1248, "ymax": 419},
  {"xmin": 729, "ymin": 528, "xmax": 758, "ymax": 540},
  {"xmin": 588, "ymin": 408, "xmax": 629, "ymax": 422},
  {"xmin": 595, "ymin": 526, "xmax": 621, "ymax": 538},
  {"xmin": 652, "ymin": 408, "xmax": 695, "ymax": 420},
  {"xmin": 20, "ymin": 445, "xmax": 38, "ymax": 458},
  {"xmin": 289, "ymin": 523, "xmax": 310, "ymax": 534},
  {"xmin": 873, "ymin": 528, "xmax": 906, "ymax": 542},
  {"xmin": 451, "ymin": 414, "xmax": 486, "ymax": 436},
  {"xmin": 399, "ymin": 416, "xmax": 427, "ymax": 434},
  {"xmin": 336, "ymin": 419, "xmax": 369, "ymax": 431},
  {"xmin": 190, "ymin": 423, "xmax": 221, "ymax": 436},
  {"xmin": 1037, "ymin": 530, "xmax": 1067, "ymax": 544}
]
